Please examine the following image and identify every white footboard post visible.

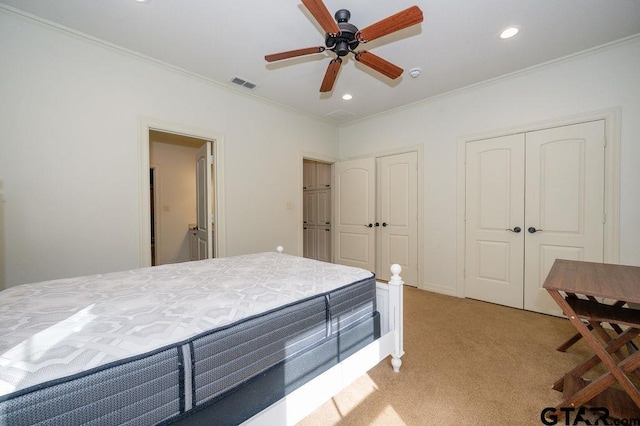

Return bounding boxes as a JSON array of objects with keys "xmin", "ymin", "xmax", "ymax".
[{"xmin": 388, "ymin": 264, "xmax": 404, "ymax": 372}]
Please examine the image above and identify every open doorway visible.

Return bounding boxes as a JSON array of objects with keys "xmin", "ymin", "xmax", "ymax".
[
  {"xmin": 138, "ymin": 117, "xmax": 226, "ymax": 268},
  {"xmin": 149, "ymin": 130, "xmax": 213, "ymax": 266},
  {"xmin": 302, "ymin": 159, "xmax": 332, "ymax": 262}
]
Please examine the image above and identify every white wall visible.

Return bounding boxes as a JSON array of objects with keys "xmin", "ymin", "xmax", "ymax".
[
  {"xmin": 2, "ymin": 8, "xmax": 638, "ymax": 295},
  {"xmin": 339, "ymin": 37, "xmax": 640, "ymax": 296},
  {"xmin": 0, "ymin": 10, "xmax": 339, "ymax": 287}
]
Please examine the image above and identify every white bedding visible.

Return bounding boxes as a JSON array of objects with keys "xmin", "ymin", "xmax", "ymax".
[{"xmin": 0, "ymin": 253, "xmax": 373, "ymax": 397}]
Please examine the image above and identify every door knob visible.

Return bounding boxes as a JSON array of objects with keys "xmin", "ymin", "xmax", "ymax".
[
  {"xmin": 528, "ymin": 227, "xmax": 543, "ymax": 233},
  {"xmin": 375, "ymin": 222, "xmax": 380, "ymax": 227},
  {"xmin": 364, "ymin": 223, "xmax": 373, "ymax": 228},
  {"xmin": 506, "ymin": 227, "xmax": 522, "ymax": 233},
  {"xmin": 382, "ymin": 222, "xmax": 388, "ymax": 227}
]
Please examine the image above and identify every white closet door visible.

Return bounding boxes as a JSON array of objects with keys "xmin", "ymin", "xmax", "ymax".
[
  {"xmin": 464, "ymin": 120, "xmax": 606, "ymax": 315},
  {"xmin": 334, "ymin": 158, "xmax": 376, "ymax": 271},
  {"xmin": 465, "ymin": 134, "xmax": 526, "ymax": 309},
  {"xmin": 523, "ymin": 120, "xmax": 605, "ymax": 315},
  {"xmin": 378, "ymin": 152, "xmax": 418, "ymax": 285}
]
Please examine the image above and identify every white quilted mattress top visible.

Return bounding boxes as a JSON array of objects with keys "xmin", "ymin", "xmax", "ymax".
[{"xmin": 0, "ymin": 252, "xmax": 373, "ymax": 396}]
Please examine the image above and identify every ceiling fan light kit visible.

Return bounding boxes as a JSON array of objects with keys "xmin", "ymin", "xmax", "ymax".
[{"xmin": 265, "ymin": 0, "xmax": 424, "ymax": 93}]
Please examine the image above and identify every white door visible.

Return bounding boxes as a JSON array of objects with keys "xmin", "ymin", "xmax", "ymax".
[
  {"xmin": 523, "ymin": 121, "xmax": 605, "ymax": 315},
  {"xmin": 334, "ymin": 158, "xmax": 376, "ymax": 271},
  {"xmin": 377, "ymin": 152, "xmax": 418, "ymax": 285},
  {"xmin": 465, "ymin": 134, "xmax": 526, "ymax": 309},
  {"xmin": 464, "ymin": 121, "xmax": 605, "ymax": 314},
  {"xmin": 195, "ymin": 142, "xmax": 213, "ymax": 260}
]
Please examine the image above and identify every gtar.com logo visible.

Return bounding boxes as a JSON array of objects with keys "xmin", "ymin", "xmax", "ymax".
[{"xmin": 541, "ymin": 407, "xmax": 640, "ymax": 425}]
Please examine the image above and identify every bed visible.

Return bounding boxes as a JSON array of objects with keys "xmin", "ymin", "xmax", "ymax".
[{"xmin": 0, "ymin": 247, "xmax": 404, "ymax": 425}]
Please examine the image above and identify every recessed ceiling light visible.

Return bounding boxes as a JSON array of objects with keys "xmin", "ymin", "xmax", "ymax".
[
  {"xmin": 500, "ymin": 27, "xmax": 519, "ymax": 39},
  {"xmin": 342, "ymin": 94, "xmax": 353, "ymax": 101}
]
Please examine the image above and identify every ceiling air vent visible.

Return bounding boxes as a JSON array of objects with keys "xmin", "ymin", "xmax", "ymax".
[
  {"xmin": 231, "ymin": 77, "xmax": 257, "ymax": 90},
  {"xmin": 325, "ymin": 110, "xmax": 355, "ymax": 122}
]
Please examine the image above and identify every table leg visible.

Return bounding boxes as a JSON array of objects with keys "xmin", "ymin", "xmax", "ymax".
[
  {"xmin": 590, "ymin": 321, "xmax": 640, "ymax": 382},
  {"xmin": 552, "ymin": 327, "xmax": 640, "ymax": 392},
  {"xmin": 556, "ymin": 323, "xmax": 593, "ymax": 352},
  {"xmin": 547, "ymin": 290, "xmax": 640, "ymax": 413}
]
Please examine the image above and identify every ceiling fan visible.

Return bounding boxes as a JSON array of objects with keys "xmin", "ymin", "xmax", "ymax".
[{"xmin": 265, "ymin": 0, "xmax": 424, "ymax": 93}]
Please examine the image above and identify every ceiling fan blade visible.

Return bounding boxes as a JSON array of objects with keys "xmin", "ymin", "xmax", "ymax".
[
  {"xmin": 357, "ymin": 5, "xmax": 423, "ymax": 43},
  {"xmin": 302, "ymin": 0, "xmax": 340, "ymax": 35},
  {"xmin": 320, "ymin": 58, "xmax": 342, "ymax": 92},
  {"xmin": 355, "ymin": 51, "xmax": 403, "ymax": 79},
  {"xmin": 265, "ymin": 46, "xmax": 326, "ymax": 62}
]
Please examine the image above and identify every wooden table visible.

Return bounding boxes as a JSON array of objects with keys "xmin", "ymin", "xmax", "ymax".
[{"xmin": 543, "ymin": 259, "xmax": 640, "ymax": 420}]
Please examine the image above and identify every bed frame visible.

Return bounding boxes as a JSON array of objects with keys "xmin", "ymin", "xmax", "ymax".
[{"xmin": 243, "ymin": 247, "xmax": 405, "ymax": 425}]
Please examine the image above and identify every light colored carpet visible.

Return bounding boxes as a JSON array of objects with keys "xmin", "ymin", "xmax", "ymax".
[{"xmin": 298, "ymin": 286, "xmax": 599, "ymax": 426}]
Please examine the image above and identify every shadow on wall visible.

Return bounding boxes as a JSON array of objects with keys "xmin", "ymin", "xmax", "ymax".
[{"xmin": 0, "ymin": 180, "xmax": 5, "ymax": 290}]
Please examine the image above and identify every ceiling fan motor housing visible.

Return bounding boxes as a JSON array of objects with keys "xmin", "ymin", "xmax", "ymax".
[{"xmin": 325, "ymin": 9, "xmax": 359, "ymax": 57}]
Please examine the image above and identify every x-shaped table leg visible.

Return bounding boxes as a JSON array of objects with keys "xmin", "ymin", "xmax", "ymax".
[{"xmin": 548, "ymin": 290, "xmax": 640, "ymax": 419}]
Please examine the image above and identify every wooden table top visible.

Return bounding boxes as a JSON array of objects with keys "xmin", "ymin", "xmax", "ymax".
[{"xmin": 543, "ymin": 259, "xmax": 640, "ymax": 304}]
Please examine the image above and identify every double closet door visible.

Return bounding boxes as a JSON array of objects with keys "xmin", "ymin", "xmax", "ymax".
[
  {"xmin": 334, "ymin": 151, "xmax": 418, "ymax": 286},
  {"xmin": 464, "ymin": 120, "xmax": 605, "ymax": 315}
]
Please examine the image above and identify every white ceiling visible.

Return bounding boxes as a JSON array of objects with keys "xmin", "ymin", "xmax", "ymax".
[{"xmin": 2, "ymin": 0, "xmax": 639, "ymax": 124}]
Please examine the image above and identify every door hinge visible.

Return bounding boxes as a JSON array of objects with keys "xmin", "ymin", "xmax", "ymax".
[
  {"xmin": 208, "ymin": 155, "xmax": 214, "ymax": 165},
  {"xmin": 603, "ymin": 137, "xmax": 607, "ymax": 148}
]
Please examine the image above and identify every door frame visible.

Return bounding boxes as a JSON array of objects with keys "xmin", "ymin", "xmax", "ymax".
[
  {"xmin": 298, "ymin": 152, "xmax": 339, "ymax": 258},
  {"xmin": 138, "ymin": 117, "xmax": 226, "ymax": 267},
  {"xmin": 149, "ymin": 166, "xmax": 160, "ymax": 265},
  {"xmin": 456, "ymin": 108, "xmax": 621, "ymax": 299}
]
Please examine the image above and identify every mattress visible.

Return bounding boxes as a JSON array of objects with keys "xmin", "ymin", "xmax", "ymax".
[{"xmin": 0, "ymin": 252, "xmax": 378, "ymax": 425}]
